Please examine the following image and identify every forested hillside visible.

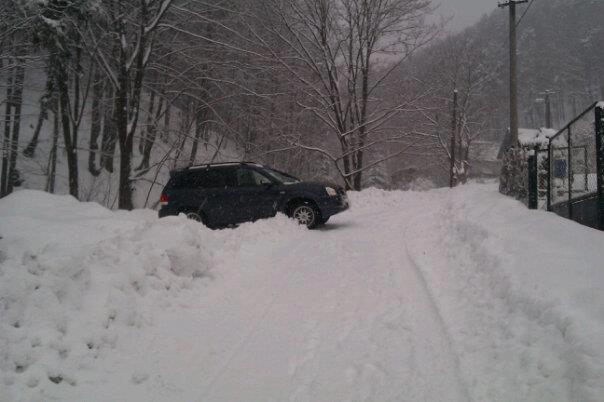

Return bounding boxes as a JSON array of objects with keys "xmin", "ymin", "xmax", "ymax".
[
  {"xmin": 385, "ymin": 0, "xmax": 604, "ymax": 186},
  {"xmin": 1, "ymin": 0, "xmax": 602, "ymax": 208}
]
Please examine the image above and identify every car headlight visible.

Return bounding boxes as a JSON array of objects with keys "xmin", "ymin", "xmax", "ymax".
[{"xmin": 325, "ymin": 187, "xmax": 337, "ymax": 197}]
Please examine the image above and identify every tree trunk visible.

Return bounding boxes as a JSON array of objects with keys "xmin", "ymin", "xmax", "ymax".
[
  {"xmin": 0, "ymin": 67, "xmax": 13, "ymax": 197},
  {"xmin": 163, "ymin": 103, "xmax": 171, "ymax": 141},
  {"xmin": 173, "ymin": 107, "xmax": 192, "ymax": 168},
  {"xmin": 101, "ymin": 85, "xmax": 116, "ymax": 172},
  {"xmin": 88, "ymin": 68, "xmax": 103, "ymax": 176},
  {"xmin": 353, "ymin": 149, "xmax": 364, "ymax": 191},
  {"xmin": 71, "ymin": 46, "xmax": 81, "ymax": 149},
  {"xmin": 116, "ymin": 82, "xmax": 134, "ymax": 210},
  {"xmin": 115, "ymin": 41, "xmax": 134, "ymax": 210},
  {"xmin": 137, "ymin": 95, "xmax": 163, "ymax": 172},
  {"xmin": 46, "ymin": 98, "xmax": 59, "ymax": 193},
  {"xmin": 189, "ymin": 108, "xmax": 206, "ymax": 165},
  {"xmin": 339, "ymin": 137, "xmax": 353, "ymax": 190},
  {"xmin": 57, "ymin": 70, "xmax": 79, "ymax": 198},
  {"xmin": 6, "ymin": 60, "xmax": 25, "ymax": 194},
  {"xmin": 139, "ymin": 90, "xmax": 155, "ymax": 155},
  {"xmin": 23, "ymin": 79, "xmax": 51, "ymax": 158},
  {"xmin": 352, "ymin": 63, "xmax": 370, "ymax": 192}
]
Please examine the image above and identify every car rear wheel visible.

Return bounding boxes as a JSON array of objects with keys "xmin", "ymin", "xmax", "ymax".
[
  {"xmin": 185, "ymin": 211, "xmax": 203, "ymax": 223},
  {"xmin": 291, "ymin": 203, "xmax": 320, "ymax": 229}
]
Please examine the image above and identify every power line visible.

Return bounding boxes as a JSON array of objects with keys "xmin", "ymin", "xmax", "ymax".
[{"xmin": 516, "ymin": 0, "xmax": 536, "ymax": 27}]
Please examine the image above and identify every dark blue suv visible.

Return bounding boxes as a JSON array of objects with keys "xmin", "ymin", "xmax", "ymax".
[{"xmin": 158, "ymin": 162, "xmax": 349, "ymax": 228}]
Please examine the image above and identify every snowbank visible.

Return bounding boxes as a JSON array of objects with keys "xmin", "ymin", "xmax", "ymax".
[
  {"xmin": 0, "ymin": 191, "xmax": 207, "ymax": 399},
  {"xmin": 405, "ymin": 183, "xmax": 604, "ymax": 401},
  {"xmin": 0, "ymin": 190, "xmax": 304, "ymax": 401}
]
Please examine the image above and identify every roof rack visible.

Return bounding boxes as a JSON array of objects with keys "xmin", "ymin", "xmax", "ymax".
[
  {"xmin": 186, "ymin": 161, "xmax": 261, "ymax": 169},
  {"xmin": 187, "ymin": 162, "xmax": 241, "ymax": 169},
  {"xmin": 169, "ymin": 162, "xmax": 263, "ymax": 175}
]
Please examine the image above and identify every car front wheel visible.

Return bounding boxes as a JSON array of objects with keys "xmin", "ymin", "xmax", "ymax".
[{"xmin": 291, "ymin": 203, "xmax": 320, "ymax": 229}]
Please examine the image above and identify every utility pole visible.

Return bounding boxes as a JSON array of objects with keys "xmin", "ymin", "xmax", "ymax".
[
  {"xmin": 536, "ymin": 90, "xmax": 555, "ymax": 128},
  {"xmin": 450, "ymin": 89, "xmax": 458, "ymax": 188},
  {"xmin": 544, "ymin": 91, "xmax": 552, "ymax": 129},
  {"xmin": 499, "ymin": 0, "xmax": 528, "ymax": 147}
]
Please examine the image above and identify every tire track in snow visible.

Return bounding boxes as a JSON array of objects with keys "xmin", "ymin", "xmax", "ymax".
[
  {"xmin": 402, "ymin": 225, "xmax": 472, "ymax": 402},
  {"xmin": 366, "ymin": 206, "xmax": 471, "ymax": 402},
  {"xmin": 321, "ymin": 206, "xmax": 472, "ymax": 401},
  {"xmin": 200, "ymin": 244, "xmax": 309, "ymax": 399}
]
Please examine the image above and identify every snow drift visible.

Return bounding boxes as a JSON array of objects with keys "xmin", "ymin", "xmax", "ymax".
[{"xmin": 0, "ymin": 191, "xmax": 213, "ymax": 397}]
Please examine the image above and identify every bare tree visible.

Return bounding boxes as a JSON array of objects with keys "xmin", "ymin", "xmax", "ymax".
[
  {"xmin": 82, "ymin": 0, "xmax": 174, "ymax": 209},
  {"xmin": 427, "ymin": 33, "xmax": 496, "ymax": 184},
  {"xmin": 244, "ymin": 0, "xmax": 435, "ymax": 189},
  {"xmin": 0, "ymin": 4, "xmax": 30, "ymax": 198}
]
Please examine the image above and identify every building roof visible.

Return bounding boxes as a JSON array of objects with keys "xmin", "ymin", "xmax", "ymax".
[
  {"xmin": 518, "ymin": 128, "xmax": 557, "ymax": 148},
  {"xmin": 498, "ymin": 127, "xmax": 557, "ymax": 158}
]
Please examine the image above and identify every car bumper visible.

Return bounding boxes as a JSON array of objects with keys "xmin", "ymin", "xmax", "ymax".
[
  {"xmin": 317, "ymin": 193, "xmax": 350, "ymax": 218},
  {"xmin": 158, "ymin": 206, "xmax": 179, "ymax": 218}
]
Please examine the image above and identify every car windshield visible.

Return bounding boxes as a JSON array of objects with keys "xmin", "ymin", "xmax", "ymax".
[{"xmin": 263, "ymin": 168, "xmax": 299, "ymax": 184}]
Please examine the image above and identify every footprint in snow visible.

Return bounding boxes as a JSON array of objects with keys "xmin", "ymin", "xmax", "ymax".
[{"xmin": 132, "ymin": 372, "xmax": 149, "ymax": 384}]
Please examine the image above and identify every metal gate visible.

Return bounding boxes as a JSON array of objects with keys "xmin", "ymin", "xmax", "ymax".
[{"xmin": 546, "ymin": 102, "xmax": 604, "ymax": 230}]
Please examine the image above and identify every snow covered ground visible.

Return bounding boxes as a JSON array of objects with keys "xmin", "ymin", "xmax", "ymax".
[{"xmin": 1, "ymin": 183, "xmax": 603, "ymax": 402}]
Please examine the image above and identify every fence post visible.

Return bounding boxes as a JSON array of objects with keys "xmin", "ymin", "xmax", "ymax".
[
  {"xmin": 528, "ymin": 152, "xmax": 538, "ymax": 209},
  {"xmin": 596, "ymin": 104, "xmax": 604, "ymax": 230}
]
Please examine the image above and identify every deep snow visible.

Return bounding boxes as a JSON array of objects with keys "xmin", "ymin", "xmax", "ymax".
[{"xmin": 1, "ymin": 183, "xmax": 603, "ymax": 401}]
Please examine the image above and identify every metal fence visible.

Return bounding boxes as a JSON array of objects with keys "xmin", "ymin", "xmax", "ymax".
[
  {"xmin": 546, "ymin": 102, "xmax": 604, "ymax": 229},
  {"xmin": 527, "ymin": 149, "xmax": 549, "ymax": 210}
]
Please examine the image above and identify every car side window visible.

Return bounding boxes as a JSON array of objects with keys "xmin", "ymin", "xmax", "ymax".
[
  {"xmin": 195, "ymin": 168, "xmax": 237, "ymax": 188},
  {"xmin": 170, "ymin": 172, "xmax": 197, "ymax": 189},
  {"xmin": 236, "ymin": 168, "xmax": 272, "ymax": 187}
]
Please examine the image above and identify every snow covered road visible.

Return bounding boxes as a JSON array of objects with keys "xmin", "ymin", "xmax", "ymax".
[
  {"xmin": 142, "ymin": 194, "xmax": 469, "ymax": 402},
  {"xmin": 1, "ymin": 184, "xmax": 603, "ymax": 401}
]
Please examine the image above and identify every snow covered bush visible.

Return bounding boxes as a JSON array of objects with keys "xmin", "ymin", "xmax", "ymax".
[{"xmin": 499, "ymin": 147, "xmax": 530, "ymax": 204}]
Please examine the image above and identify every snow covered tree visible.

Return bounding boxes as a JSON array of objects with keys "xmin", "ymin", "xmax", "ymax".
[
  {"xmin": 23, "ymin": 0, "xmax": 94, "ymax": 199},
  {"xmin": 81, "ymin": 0, "xmax": 174, "ymax": 209}
]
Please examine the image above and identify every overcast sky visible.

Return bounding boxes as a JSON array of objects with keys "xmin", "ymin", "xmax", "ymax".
[{"xmin": 437, "ymin": 0, "xmax": 498, "ymax": 31}]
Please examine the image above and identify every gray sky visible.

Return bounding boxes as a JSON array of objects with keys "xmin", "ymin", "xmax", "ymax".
[{"xmin": 436, "ymin": 0, "xmax": 498, "ymax": 31}]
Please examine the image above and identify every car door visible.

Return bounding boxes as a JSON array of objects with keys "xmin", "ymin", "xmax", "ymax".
[
  {"xmin": 234, "ymin": 167, "xmax": 281, "ymax": 222},
  {"xmin": 194, "ymin": 167, "xmax": 239, "ymax": 226}
]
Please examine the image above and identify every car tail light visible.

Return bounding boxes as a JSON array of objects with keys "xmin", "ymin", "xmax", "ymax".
[{"xmin": 160, "ymin": 194, "xmax": 168, "ymax": 206}]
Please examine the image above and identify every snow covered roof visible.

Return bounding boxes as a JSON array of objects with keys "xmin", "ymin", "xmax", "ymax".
[{"xmin": 518, "ymin": 127, "xmax": 557, "ymax": 148}]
